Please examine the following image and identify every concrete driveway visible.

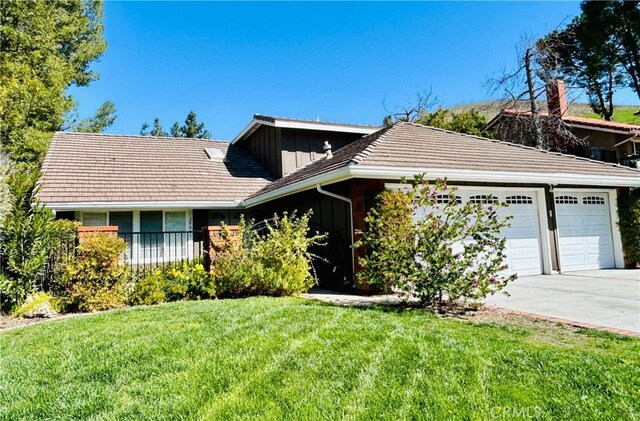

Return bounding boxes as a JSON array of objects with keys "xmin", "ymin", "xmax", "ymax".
[{"xmin": 485, "ymin": 269, "xmax": 640, "ymax": 333}]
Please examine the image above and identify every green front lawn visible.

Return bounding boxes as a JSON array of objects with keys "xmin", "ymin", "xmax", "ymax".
[{"xmin": 1, "ymin": 298, "xmax": 638, "ymax": 420}]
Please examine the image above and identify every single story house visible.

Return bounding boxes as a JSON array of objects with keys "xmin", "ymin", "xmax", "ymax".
[{"xmin": 39, "ymin": 114, "xmax": 640, "ymax": 290}]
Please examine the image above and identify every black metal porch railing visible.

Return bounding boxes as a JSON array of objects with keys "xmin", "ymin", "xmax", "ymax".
[
  {"xmin": 118, "ymin": 230, "xmax": 207, "ymax": 277},
  {"xmin": 618, "ymin": 154, "xmax": 640, "ymax": 169},
  {"xmin": 0, "ymin": 230, "xmax": 210, "ymax": 290}
]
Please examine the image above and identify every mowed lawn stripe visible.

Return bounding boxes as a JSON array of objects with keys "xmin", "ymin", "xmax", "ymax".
[{"xmin": 1, "ymin": 298, "xmax": 639, "ymax": 420}]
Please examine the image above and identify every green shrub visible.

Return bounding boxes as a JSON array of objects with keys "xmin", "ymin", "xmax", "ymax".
[
  {"xmin": 62, "ymin": 233, "xmax": 129, "ymax": 312},
  {"xmin": 355, "ymin": 176, "xmax": 516, "ymax": 306},
  {"xmin": 162, "ymin": 260, "xmax": 215, "ymax": 301},
  {"xmin": 130, "ymin": 271, "xmax": 166, "ymax": 306},
  {"xmin": 211, "ymin": 224, "xmax": 254, "ymax": 297},
  {"xmin": 213, "ymin": 212, "xmax": 326, "ymax": 297},
  {"xmin": 618, "ymin": 188, "xmax": 640, "ymax": 267},
  {"xmin": 0, "ymin": 168, "xmax": 61, "ymax": 310},
  {"xmin": 353, "ymin": 189, "xmax": 416, "ymax": 293},
  {"xmin": 13, "ymin": 292, "xmax": 60, "ymax": 318}
]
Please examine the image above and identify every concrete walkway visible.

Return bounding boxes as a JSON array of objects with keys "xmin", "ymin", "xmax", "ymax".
[
  {"xmin": 485, "ymin": 269, "xmax": 640, "ymax": 334},
  {"xmin": 302, "ymin": 289, "xmax": 407, "ymax": 307}
]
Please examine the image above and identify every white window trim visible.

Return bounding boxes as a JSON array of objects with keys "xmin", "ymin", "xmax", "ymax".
[
  {"xmin": 77, "ymin": 209, "xmax": 195, "ymax": 265},
  {"xmin": 553, "ymin": 188, "xmax": 625, "ymax": 269}
]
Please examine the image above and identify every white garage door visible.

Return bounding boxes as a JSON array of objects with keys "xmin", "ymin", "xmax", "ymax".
[
  {"xmin": 415, "ymin": 189, "xmax": 543, "ymax": 276},
  {"xmin": 554, "ymin": 192, "xmax": 614, "ymax": 271}
]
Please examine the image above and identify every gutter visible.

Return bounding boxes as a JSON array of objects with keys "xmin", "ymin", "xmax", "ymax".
[
  {"xmin": 45, "ymin": 200, "xmax": 242, "ymax": 211},
  {"xmin": 242, "ymin": 166, "xmax": 352, "ymax": 207},
  {"xmin": 315, "ymin": 184, "xmax": 355, "ymax": 274}
]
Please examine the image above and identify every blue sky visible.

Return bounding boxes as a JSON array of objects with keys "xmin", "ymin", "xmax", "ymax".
[{"xmin": 70, "ymin": 1, "xmax": 638, "ymax": 140}]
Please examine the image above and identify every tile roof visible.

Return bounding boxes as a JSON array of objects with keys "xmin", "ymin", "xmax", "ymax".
[
  {"xmin": 39, "ymin": 132, "xmax": 273, "ymax": 204},
  {"xmin": 249, "ymin": 121, "xmax": 640, "ymax": 199},
  {"xmin": 494, "ymin": 109, "xmax": 640, "ymax": 133}
]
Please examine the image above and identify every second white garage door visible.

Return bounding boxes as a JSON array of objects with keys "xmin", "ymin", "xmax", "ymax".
[{"xmin": 554, "ymin": 192, "xmax": 615, "ymax": 271}]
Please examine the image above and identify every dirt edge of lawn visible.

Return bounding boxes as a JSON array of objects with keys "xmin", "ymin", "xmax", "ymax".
[{"xmin": 1, "ymin": 297, "xmax": 636, "ymax": 343}]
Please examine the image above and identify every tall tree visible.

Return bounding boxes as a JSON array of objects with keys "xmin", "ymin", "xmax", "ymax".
[
  {"xmin": 176, "ymin": 111, "xmax": 210, "ymax": 138},
  {"xmin": 141, "ymin": 111, "xmax": 211, "ymax": 139},
  {"xmin": 488, "ymin": 39, "xmax": 582, "ymax": 152},
  {"xmin": 140, "ymin": 118, "xmax": 168, "ymax": 137},
  {"xmin": 70, "ymin": 100, "xmax": 117, "ymax": 133},
  {"xmin": 541, "ymin": 3, "xmax": 628, "ymax": 120},
  {"xmin": 0, "ymin": 0, "xmax": 109, "ymax": 165},
  {"xmin": 589, "ymin": 1, "xmax": 640, "ymax": 102}
]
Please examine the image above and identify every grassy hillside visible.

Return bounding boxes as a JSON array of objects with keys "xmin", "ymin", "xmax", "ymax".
[
  {"xmin": 452, "ymin": 101, "xmax": 640, "ymax": 125},
  {"xmin": 1, "ymin": 297, "xmax": 639, "ymax": 420}
]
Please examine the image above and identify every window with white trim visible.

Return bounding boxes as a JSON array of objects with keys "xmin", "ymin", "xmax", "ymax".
[
  {"xmin": 109, "ymin": 211, "xmax": 133, "ymax": 233},
  {"xmin": 506, "ymin": 195, "xmax": 533, "ymax": 205},
  {"xmin": 436, "ymin": 194, "xmax": 462, "ymax": 204},
  {"xmin": 582, "ymin": 196, "xmax": 605, "ymax": 205},
  {"xmin": 165, "ymin": 211, "xmax": 186, "ymax": 231},
  {"xmin": 555, "ymin": 195, "xmax": 578, "ymax": 204},
  {"xmin": 82, "ymin": 212, "xmax": 107, "ymax": 226},
  {"xmin": 469, "ymin": 195, "xmax": 498, "ymax": 204}
]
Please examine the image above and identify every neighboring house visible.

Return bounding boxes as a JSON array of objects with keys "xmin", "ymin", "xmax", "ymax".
[
  {"xmin": 488, "ymin": 80, "xmax": 640, "ymax": 168},
  {"xmin": 39, "ymin": 114, "xmax": 640, "ymax": 291}
]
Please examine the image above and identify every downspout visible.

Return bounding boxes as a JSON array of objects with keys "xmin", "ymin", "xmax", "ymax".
[{"xmin": 315, "ymin": 184, "xmax": 355, "ymax": 274}]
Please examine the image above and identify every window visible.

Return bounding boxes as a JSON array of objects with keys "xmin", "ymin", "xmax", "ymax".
[
  {"xmin": 109, "ymin": 211, "xmax": 133, "ymax": 257},
  {"xmin": 231, "ymin": 212, "xmax": 243, "ymax": 224},
  {"xmin": 555, "ymin": 195, "xmax": 578, "ymax": 205},
  {"xmin": 165, "ymin": 211, "xmax": 188, "ymax": 260},
  {"xmin": 165, "ymin": 211, "xmax": 186, "ymax": 231},
  {"xmin": 469, "ymin": 195, "xmax": 498, "ymax": 204},
  {"xmin": 436, "ymin": 194, "xmax": 461, "ymax": 204},
  {"xmin": 633, "ymin": 141, "xmax": 640, "ymax": 156},
  {"xmin": 506, "ymin": 195, "xmax": 533, "ymax": 205},
  {"xmin": 109, "ymin": 211, "xmax": 133, "ymax": 233},
  {"xmin": 583, "ymin": 196, "xmax": 605, "ymax": 205},
  {"xmin": 209, "ymin": 211, "xmax": 226, "ymax": 225},
  {"xmin": 82, "ymin": 212, "xmax": 107, "ymax": 226},
  {"xmin": 139, "ymin": 211, "xmax": 163, "ymax": 261}
]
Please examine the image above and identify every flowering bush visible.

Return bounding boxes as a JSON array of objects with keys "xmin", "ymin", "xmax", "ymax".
[
  {"xmin": 129, "ymin": 271, "xmax": 166, "ymax": 306},
  {"xmin": 163, "ymin": 260, "xmax": 215, "ymax": 301},
  {"xmin": 356, "ymin": 175, "xmax": 516, "ymax": 306},
  {"xmin": 131, "ymin": 260, "xmax": 215, "ymax": 305}
]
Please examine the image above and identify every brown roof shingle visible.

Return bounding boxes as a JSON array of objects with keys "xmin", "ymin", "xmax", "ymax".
[
  {"xmin": 39, "ymin": 132, "xmax": 272, "ymax": 204},
  {"xmin": 249, "ymin": 121, "xmax": 640, "ymax": 199},
  {"xmin": 494, "ymin": 109, "xmax": 640, "ymax": 133}
]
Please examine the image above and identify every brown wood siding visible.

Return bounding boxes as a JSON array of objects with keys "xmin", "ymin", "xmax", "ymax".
[
  {"xmin": 251, "ymin": 188, "xmax": 353, "ymax": 290},
  {"xmin": 240, "ymin": 125, "xmax": 282, "ymax": 178},
  {"xmin": 280, "ymin": 129, "xmax": 363, "ymax": 176}
]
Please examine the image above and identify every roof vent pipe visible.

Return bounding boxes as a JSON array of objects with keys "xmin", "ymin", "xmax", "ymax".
[{"xmin": 323, "ymin": 141, "xmax": 333, "ymax": 159}]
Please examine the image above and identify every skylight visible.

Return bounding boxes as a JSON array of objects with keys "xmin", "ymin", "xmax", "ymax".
[{"xmin": 205, "ymin": 148, "xmax": 225, "ymax": 162}]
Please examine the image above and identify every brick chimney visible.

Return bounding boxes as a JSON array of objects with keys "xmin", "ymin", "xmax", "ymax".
[{"xmin": 546, "ymin": 79, "xmax": 568, "ymax": 117}]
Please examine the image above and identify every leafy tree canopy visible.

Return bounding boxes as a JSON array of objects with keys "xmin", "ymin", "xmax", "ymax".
[
  {"xmin": 415, "ymin": 108, "xmax": 493, "ymax": 138},
  {"xmin": 541, "ymin": 0, "xmax": 640, "ymax": 119},
  {"xmin": 141, "ymin": 111, "xmax": 211, "ymax": 139},
  {"xmin": 0, "ymin": 0, "xmax": 110, "ymax": 166},
  {"xmin": 69, "ymin": 101, "xmax": 117, "ymax": 133}
]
